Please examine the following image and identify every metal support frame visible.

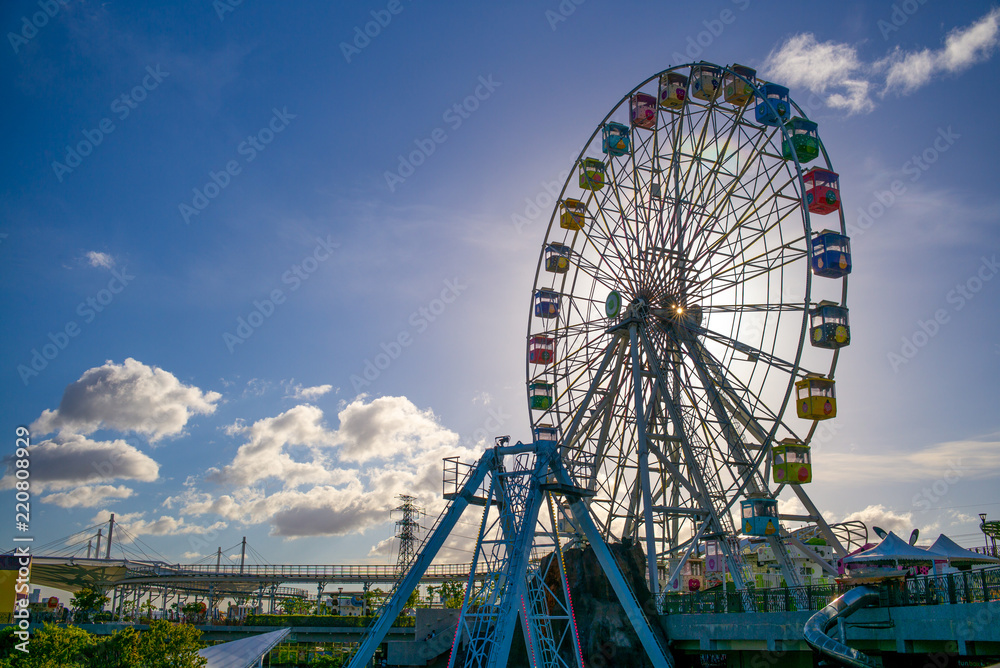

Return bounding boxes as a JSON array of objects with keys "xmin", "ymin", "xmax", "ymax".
[{"xmin": 346, "ymin": 439, "xmax": 673, "ymax": 668}]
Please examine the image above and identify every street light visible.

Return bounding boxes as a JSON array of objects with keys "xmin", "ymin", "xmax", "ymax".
[{"xmin": 981, "ymin": 513, "xmax": 989, "ymax": 551}]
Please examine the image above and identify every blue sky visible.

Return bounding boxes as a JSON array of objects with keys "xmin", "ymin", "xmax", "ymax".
[{"xmin": 2, "ymin": 0, "xmax": 1000, "ymax": 575}]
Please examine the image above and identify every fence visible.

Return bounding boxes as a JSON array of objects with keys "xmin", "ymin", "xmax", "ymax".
[{"xmin": 661, "ymin": 565, "xmax": 1000, "ymax": 615}]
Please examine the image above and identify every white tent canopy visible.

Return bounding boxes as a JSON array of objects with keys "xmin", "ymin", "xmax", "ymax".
[
  {"xmin": 925, "ymin": 534, "xmax": 1000, "ymax": 565},
  {"xmin": 842, "ymin": 531, "xmax": 936, "ymax": 567}
]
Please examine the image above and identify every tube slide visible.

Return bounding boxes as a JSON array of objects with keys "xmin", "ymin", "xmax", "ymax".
[{"xmin": 802, "ymin": 585, "xmax": 880, "ymax": 668}]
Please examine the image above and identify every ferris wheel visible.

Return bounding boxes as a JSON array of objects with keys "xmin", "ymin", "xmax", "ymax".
[{"xmin": 526, "ymin": 62, "xmax": 854, "ymax": 594}]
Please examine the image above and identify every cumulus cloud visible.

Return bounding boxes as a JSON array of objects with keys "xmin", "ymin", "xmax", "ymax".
[
  {"xmin": 762, "ymin": 8, "xmax": 1000, "ymax": 114},
  {"xmin": 286, "ymin": 383, "xmax": 333, "ymax": 401},
  {"xmin": 762, "ymin": 33, "xmax": 875, "ymax": 114},
  {"xmin": 336, "ymin": 395, "xmax": 459, "ymax": 463},
  {"xmin": 32, "ymin": 358, "xmax": 221, "ymax": 443},
  {"xmin": 207, "ymin": 405, "xmax": 341, "ymax": 488},
  {"xmin": 368, "ymin": 536, "xmax": 396, "ymax": 557},
  {"xmin": 883, "ymin": 8, "xmax": 1000, "ymax": 93},
  {"xmin": 820, "ymin": 437, "xmax": 1000, "ymax": 483},
  {"xmin": 176, "ymin": 396, "xmax": 477, "ymax": 538},
  {"xmin": 85, "ymin": 251, "xmax": 115, "ymax": 268},
  {"xmin": 90, "ymin": 510, "xmax": 227, "ymax": 540},
  {"xmin": 41, "ymin": 484, "xmax": 134, "ymax": 508},
  {"xmin": 1, "ymin": 433, "xmax": 158, "ymax": 492},
  {"xmin": 841, "ymin": 504, "xmax": 915, "ymax": 536}
]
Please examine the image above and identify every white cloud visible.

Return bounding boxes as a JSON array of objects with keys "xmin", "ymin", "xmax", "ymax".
[
  {"xmin": 336, "ymin": 395, "xmax": 459, "ymax": 463},
  {"xmin": 85, "ymin": 251, "xmax": 115, "ymax": 268},
  {"xmin": 90, "ymin": 509, "xmax": 227, "ymax": 540},
  {"xmin": 176, "ymin": 396, "xmax": 478, "ymax": 538},
  {"xmin": 368, "ymin": 536, "xmax": 396, "ymax": 557},
  {"xmin": 286, "ymin": 383, "xmax": 333, "ymax": 401},
  {"xmin": 762, "ymin": 33, "xmax": 875, "ymax": 114},
  {"xmin": 207, "ymin": 405, "xmax": 341, "ymax": 488},
  {"xmin": 32, "ymin": 358, "xmax": 221, "ymax": 443},
  {"xmin": 762, "ymin": 9, "xmax": 1000, "ymax": 114},
  {"xmin": 884, "ymin": 8, "xmax": 1000, "ymax": 93},
  {"xmin": 841, "ymin": 504, "xmax": 915, "ymax": 536},
  {"xmin": 41, "ymin": 484, "xmax": 134, "ymax": 508},
  {"xmin": 1, "ymin": 434, "xmax": 158, "ymax": 492},
  {"xmin": 819, "ymin": 437, "xmax": 1000, "ymax": 483}
]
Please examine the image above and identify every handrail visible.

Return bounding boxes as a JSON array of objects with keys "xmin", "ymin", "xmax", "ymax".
[{"xmin": 660, "ymin": 564, "xmax": 1000, "ymax": 614}]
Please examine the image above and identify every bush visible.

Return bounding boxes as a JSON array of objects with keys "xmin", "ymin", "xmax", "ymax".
[{"xmin": 245, "ymin": 614, "xmax": 414, "ymax": 628}]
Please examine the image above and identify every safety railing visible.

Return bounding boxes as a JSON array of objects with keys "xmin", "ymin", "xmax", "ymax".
[{"xmin": 660, "ymin": 565, "xmax": 1000, "ymax": 614}]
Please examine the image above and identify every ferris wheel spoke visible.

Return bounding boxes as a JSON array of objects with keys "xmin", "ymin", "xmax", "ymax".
[
  {"xmin": 688, "ymin": 195, "xmax": 805, "ymax": 288},
  {"xmin": 695, "ymin": 251, "xmax": 805, "ymax": 303},
  {"xmin": 558, "ymin": 333, "xmax": 623, "ymax": 452},
  {"xmin": 684, "ymin": 334, "xmax": 794, "ymax": 447},
  {"xmin": 583, "ymin": 193, "xmax": 641, "ymax": 295},
  {"xmin": 673, "ymin": 116, "xmax": 774, "ymax": 264},
  {"xmin": 685, "ymin": 147, "xmax": 793, "ymax": 264},
  {"xmin": 688, "ymin": 121, "xmax": 776, "ymax": 232}
]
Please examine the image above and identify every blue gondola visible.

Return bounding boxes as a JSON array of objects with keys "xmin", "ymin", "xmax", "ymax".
[
  {"xmin": 755, "ymin": 83, "xmax": 790, "ymax": 126},
  {"xmin": 534, "ymin": 290, "xmax": 560, "ymax": 319},
  {"xmin": 741, "ymin": 497, "xmax": 779, "ymax": 536},
  {"xmin": 811, "ymin": 230, "xmax": 852, "ymax": 278},
  {"xmin": 602, "ymin": 122, "xmax": 630, "ymax": 156}
]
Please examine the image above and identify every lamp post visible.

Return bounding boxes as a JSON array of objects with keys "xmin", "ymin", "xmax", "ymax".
[{"xmin": 981, "ymin": 513, "xmax": 989, "ymax": 551}]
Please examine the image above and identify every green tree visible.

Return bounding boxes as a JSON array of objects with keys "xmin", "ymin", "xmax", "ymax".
[
  {"xmin": 405, "ymin": 588, "xmax": 421, "ymax": 610},
  {"xmin": 88, "ymin": 626, "xmax": 140, "ymax": 668},
  {"xmin": 181, "ymin": 601, "xmax": 206, "ymax": 623},
  {"xmin": 140, "ymin": 599, "xmax": 157, "ymax": 622},
  {"xmin": 70, "ymin": 588, "xmax": 109, "ymax": 623},
  {"xmin": 280, "ymin": 597, "xmax": 314, "ymax": 615},
  {"xmin": 312, "ymin": 654, "xmax": 345, "ymax": 668},
  {"xmin": 363, "ymin": 587, "xmax": 386, "ymax": 615},
  {"xmin": 11, "ymin": 623, "xmax": 95, "ymax": 668},
  {"xmin": 133, "ymin": 620, "xmax": 206, "ymax": 668},
  {"xmin": 438, "ymin": 580, "xmax": 465, "ymax": 608}
]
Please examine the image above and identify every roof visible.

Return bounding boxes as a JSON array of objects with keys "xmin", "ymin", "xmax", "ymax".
[
  {"xmin": 925, "ymin": 534, "xmax": 1000, "ymax": 564},
  {"xmin": 842, "ymin": 531, "xmax": 936, "ymax": 566},
  {"xmin": 198, "ymin": 628, "xmax": 291, "ymax": 668}
]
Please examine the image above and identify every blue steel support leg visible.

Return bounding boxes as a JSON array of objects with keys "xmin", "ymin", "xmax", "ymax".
[
  {"xmin": 346, "ymin": 451, "xmax": 496, "ymax": 668},
  {"xmin": 629, "ymin": 323, "xmax": 660, "ymax": 597}
]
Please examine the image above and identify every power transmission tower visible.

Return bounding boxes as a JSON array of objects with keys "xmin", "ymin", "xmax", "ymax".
[{"xmin": 392, "ymin": 495, "xmax": 423, "ymax": 578}]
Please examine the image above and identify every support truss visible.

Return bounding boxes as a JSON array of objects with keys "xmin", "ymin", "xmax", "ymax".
[{"xmin": 346, "ymin": 439, "xmax": 673, "ymax": 668}]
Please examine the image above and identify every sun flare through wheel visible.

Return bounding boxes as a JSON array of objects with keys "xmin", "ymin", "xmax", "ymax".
[{"xmin": 526, "ymin": 62, "xmax": 853, "ymax": 594}]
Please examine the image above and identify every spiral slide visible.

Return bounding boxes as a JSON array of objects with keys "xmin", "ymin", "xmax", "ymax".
[{"xmin": 803, "ymin": 586, "xmax": 880, "ymax": 668}]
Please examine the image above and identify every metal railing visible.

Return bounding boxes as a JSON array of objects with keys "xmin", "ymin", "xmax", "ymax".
[{"xmin": 660, "ymin": 565, "xmax": 1000, "ymax": 615}]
